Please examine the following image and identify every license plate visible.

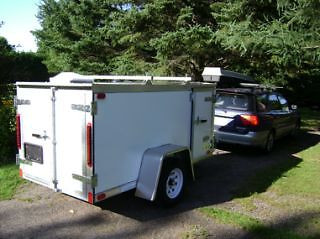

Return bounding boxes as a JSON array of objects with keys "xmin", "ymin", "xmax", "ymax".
[{"xmin": 24, "ymin": 143, "xmax": 43, "ymax": 164}]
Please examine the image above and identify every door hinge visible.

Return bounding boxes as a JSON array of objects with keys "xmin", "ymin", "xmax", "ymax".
[
  {"xmin": 91, "ymin": 101, "xmax": 97, "ymax": 115},
  {"xmin": 71, "ymin": 104, "xmax": 91, "ymax": 113},
  {"xmin": 71, "ymin": 102, "xmax": 97, "ymax": 115},
  {"xmin": 14, "ymin": 97, "xmax": 31, "ymax": 107},
  {"xmin": 72, "ymin": 174, "xmax": 97, "ymax": 187},
  {"xmin": 16, "ymin": 155, "xmax": 33, "ymax": 166},
  {"xmin": 204, "ymin": 96, "xmax": 214, "ymax": 102}
]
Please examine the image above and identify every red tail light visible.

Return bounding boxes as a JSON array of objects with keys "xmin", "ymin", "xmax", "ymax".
[
  {"xmin": 86, "ymin": 123, "xmax": 92, "ymax": 167},
  {"xmin": 97, "ymin": 93, "xmax": 106, "ymax": 99},
  {"xmin": 240, "ymin": 114, "xmax": 259, "ymax": 126},
  {"xmin": 19, "ymin": 168, "xmax": 23, "ymax": 177},
  {"xmin": 16, "ymin": 114, "xmax": 21, "ymax": 149},
  {"xmin": 88, "ymin": 192, "xmax": 94, "ymax": 204},
  {"xmin": 97, "ymin": 193, "xmax": 106, "ymax": 201}
]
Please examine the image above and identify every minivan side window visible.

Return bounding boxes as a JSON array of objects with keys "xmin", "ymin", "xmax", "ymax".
[
  {"xmin": 268, "ymin": 94, "xmax": 281, "ymax": 111},
  {"xmin": 278, "ymin": 94, "xmax": 289, "ymax": 112}
]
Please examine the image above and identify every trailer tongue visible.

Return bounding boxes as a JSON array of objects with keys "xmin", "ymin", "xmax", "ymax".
[{"xmin": 16, "ymin": 68, "xmax": 219, "ymax": 205}]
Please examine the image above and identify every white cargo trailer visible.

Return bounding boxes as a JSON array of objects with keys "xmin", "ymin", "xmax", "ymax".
[{"xmin": 15, "ymin": 68, "xmax": 218, "ymax": 205}]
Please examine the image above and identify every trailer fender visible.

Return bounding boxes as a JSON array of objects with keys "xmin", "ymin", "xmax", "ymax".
[{"xmin": 135, "ymin": 144, "xmax": 194, "ymax": 201}]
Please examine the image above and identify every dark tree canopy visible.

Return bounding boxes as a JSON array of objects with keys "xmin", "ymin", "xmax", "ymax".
[
  {"xmin": 0, "ymin": 34, "xmax": 49, "ymax": 97},
  {"xmin": 33, "ymin": 0, "xmax": 319, "ymax": 105},
  {"xmin": 34, "ymin": 0, "xmax": 220, "ymax": 79}
]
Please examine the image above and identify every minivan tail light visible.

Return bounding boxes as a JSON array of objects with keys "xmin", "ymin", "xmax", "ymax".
[
  {"xmin": 240, "ymin": 114, "xmax": 259, "ymax": 126},
  {"xmin": 16, "ymin": 114, "xmax": 21, "ymax": 149},
  {"xmin": 86, "ymin": 123, "xmax": 92, "ymax": 167}
]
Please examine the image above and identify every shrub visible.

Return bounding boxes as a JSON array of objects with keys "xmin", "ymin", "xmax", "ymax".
[{"xmin": 0, "ymin": 86, "xmax": 16, "ymax": 164}]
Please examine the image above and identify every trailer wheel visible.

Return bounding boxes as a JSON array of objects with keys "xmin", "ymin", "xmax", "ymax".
[{"xmin": 157, "ymin": 159, "xmax": 185, "ymax": 206}]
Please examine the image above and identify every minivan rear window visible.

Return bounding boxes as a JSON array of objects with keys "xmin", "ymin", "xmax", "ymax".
[{"xmin": 215, "ymin": 93, "xmax": 249, "ymax": 110}]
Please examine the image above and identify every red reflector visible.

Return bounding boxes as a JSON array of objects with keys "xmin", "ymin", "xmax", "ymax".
[
  {"xmin": 97, "ymin": 93, "xmax": 106, "ymax": 100},
  {"xmin": 240, "ymin": 114, "xmax": 259, "ymax": 126},
  {"xmin": 19, "ymin": 168, "xmax": 23, "ymax": 177},
  {"xmin": 16, "ymin": 114, "xmax": 21, "ymax": 149},
  {"xmin": 88, "ymin": 192, "xmax": 94, "ymax": 204},
  {"xmin": 86, "ymin": 123, "xmax": 92, "ymax": 167},
  {"xmin": 97, "ymin": 193, "xmax": 106, "ymax": 201},
  {"xmin": 97, "ymin": 93, "xmax": 106, "ymax": 99}
]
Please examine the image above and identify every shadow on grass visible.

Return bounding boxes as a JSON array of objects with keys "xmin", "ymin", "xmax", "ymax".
[{"xmin": 201, "ymin": 207, "xmax": 320, "ymax": 239}]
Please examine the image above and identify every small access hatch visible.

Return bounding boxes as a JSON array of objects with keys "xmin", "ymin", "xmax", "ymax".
[{"xmin": 24, "ymin": 143, "xmax": 43, "ymax": 164}]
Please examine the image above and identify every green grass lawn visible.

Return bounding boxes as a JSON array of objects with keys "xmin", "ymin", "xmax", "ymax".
[
  {"xmin": 300, "ymin": 108, "xmax": 320, "ymax": 131},
  {"xmin": 0, "ymin": 163, "xmax": 23, "ymax": 200},
  {"xmin": 200, "ymin": 108, "xmax": 320, "ymax": 239}
]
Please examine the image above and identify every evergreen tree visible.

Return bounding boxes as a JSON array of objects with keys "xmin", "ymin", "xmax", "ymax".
[
  {"xmin": 34, "ymin": 0, "xmax": 220, "ymax": 79},
  {"xmin": 211, "ymin": 0, "xmax": 320, "ymax": 85}
]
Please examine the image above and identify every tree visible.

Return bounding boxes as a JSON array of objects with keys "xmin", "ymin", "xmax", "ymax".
[
  {"xmin": 209, "ymin": 0, "xmax": 320, "ymax": 105},
  {"xmin": 211, "ymin": 0, "xmax": 320, "ymax": 83},
  {"xmin": 0, "ymin": 31, "xmax": 49, "ymax": 161},
  {"xmin": 34, "ymin": 0, "xmax": 124, "ymax": 74},
  {"xmin": 34, "ymin": 0, "xmax": 221, "ymax": 79}
]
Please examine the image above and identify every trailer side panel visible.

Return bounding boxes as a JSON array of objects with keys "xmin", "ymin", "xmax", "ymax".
[{"xmin": 94, "ymin": 91, "xmax": 191, "ymax": 193}]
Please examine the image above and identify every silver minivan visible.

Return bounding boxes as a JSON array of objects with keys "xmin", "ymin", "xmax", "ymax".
[{"xmin": 214, "ymin": 87, "xmax": 300, "ymax": 152}]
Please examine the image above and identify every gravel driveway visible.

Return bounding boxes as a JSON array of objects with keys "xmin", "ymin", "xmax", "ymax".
[{"xmin": 1, "ymin": 132, "xmax": 319, "ymax": 239}]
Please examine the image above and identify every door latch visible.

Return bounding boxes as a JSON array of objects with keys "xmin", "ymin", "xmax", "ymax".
[
  {"xmin": 32, "ymin": 131, "xmax": 49, "ymax": 140},
  {"xmin": 195, "ymin": 116, "xmax": 208, "ymax": 124}
]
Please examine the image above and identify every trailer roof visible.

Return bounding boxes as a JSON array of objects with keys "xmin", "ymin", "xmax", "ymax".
[{"xmin": 16, "ymin": 72, "xmax": 216, "ymax": 91}]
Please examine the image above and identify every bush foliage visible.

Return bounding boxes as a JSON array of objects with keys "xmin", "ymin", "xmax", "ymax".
[
  {"xmin": 0, "ymin": 93, "xmax": 16, "ymax": 163},
  {"xmin": 0, "ymin": 35, "xmax": 49, "ymax": 162}
]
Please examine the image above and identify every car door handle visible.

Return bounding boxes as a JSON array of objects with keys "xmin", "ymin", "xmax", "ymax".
[{"xmin": 200, "ymin": 119, "xmax": 207, "ymax": 123}]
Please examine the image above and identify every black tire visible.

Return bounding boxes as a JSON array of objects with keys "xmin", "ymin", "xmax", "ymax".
[
  {"xmin": 290, "ymin": 121, "xmax": 300, "ymax": 137},
  {"xmin": 264, "ymin": 131, "xmax": 275, "ymax": 153},
  {"xmin": 156, "ymin": 159, "xmax": 186, "ymax": 206}
]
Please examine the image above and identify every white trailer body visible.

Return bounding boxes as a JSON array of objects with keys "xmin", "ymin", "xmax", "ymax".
[{"xmin": 16, "ymin": 72, "xmax": 217, "ymax": 204}]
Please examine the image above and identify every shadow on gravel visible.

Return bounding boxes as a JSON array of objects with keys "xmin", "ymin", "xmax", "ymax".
[{"xmin": 97, "ymin": 131, "xmax": 320, "ymax": 222}]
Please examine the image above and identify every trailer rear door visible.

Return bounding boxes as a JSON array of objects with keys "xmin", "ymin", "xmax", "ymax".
[
  {"xmin": 17, "ymin": 86, "xmax": 93, "ymax": 201},
  {"xmin": 55, "ymin": 89, "xmax": 93, "ymax": 201},
  {"xmin": 17, "ymin": 87, "xmax": 54, "ymax": 188}
]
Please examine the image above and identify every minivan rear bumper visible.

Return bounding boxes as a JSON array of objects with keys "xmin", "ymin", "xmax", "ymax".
[{"xmin": 214, "ymin": 129, "xmax": 268, "ymax": 147}]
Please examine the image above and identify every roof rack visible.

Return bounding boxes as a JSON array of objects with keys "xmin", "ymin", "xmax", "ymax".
[
  {"xmin": 240, "ymin": 83, "xmax": 283, "ymax": 91},
  {"xmin": 49, "ymin": 72, "xmax": 192, "ymax": 85}
]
